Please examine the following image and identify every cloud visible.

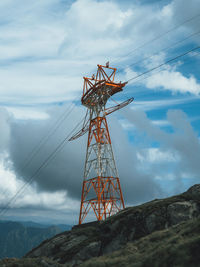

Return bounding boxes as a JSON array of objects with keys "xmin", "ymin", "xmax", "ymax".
[
  {"xmin": 170, "ymin": 0, "xmax": 200, "ymax": 36},
  {"xmin": 122, "ymin": 108, "xmax": 200, "ymax": 192},
  {"xmin": 109, "ymin": 116, "xmax": 163, "ymax": 204},
  {"xmin": 8, "ymin": 104, "xmax": 85, "ymax": 199},
  {"xmin": 145, "ymin": 69, "xmax": 200, "ymax": 95},
  {"xmin": 126, "ymin": 43, "xmax": 200, "ymax": 96},
  {"xmin": 0, "ymin": 91, "xmax": 199, "ymax": 222},
  {"xmin": 167, "ymin": 109, "xmax": 200, "ymax": 176},
  {"xmin": 0, "ymin": 0, "xmax": 200, "ymax": 223},
  {"xmin": 0, "ymin": 108, "xmax": 10, "ymax": 152},
  {"xmin": 3, "ymin": 105, "xmax": 194, "ymax": 213},
  {"xmin": 6, "ymin": 107, "xmax": 49, "ymax": 120},
  {"xmin": 137, "ymin": 148, "xmax": 179, "ymax": 163},
  {"xmin": 0, "ymin": 157, "xmax": 80, "ymax": 224},
  {"xmin": 126, "ymin": 46, "xmax": 200, "ymax": 95},
  {"xmin": 0, "ymin": 158, "xmax": 69, "ymax": 210},
  {"xmin": 130, "ymin": 97, "xmax": 199, "ymax": 111},
  {"xmin": 0, "ymin": 104, "xmax": 162, "ymax": 216},
  {"xmin": 1, "ymin": 0, "xmax": 199, "ymax": 105}
]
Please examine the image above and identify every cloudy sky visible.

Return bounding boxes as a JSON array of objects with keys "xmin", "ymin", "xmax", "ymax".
[{"xmin": 0, "ymin": 0, "xmax": 200, "ymax": 225}]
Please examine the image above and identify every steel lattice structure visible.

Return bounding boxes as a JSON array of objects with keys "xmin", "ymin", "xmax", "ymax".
[{"xmin": 69, "ymin": 63, "xmax": 133, "ymax": 224}]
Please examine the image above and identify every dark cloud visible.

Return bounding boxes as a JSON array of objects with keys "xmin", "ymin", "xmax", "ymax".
[
  {"xmin": 8, "ymin": 104, "xmax": 86, "ymax": 200},
  {"xmin": 0, "ymin": 0, "xmax": 199, "ymax": 222},
  {"xmin": 167, "ymin": 110, "xmax": 200, "ymax": 177},
  {"xmin": 109, "ymin": 115, "xmax": 163, "ymax": 204},
  {"xmin": 0, "ymin": 108, "xmax": 10, "ymax": 152},
  {"xmin": 1, "ymin": 104, "xmax": 162, "ymax": 207},
  {"xmin": 122, "ymin": 108, "xmax": 200, "ymax": 193},
  {"xmin": 0, "ymin": 103, "xmax": 199, "ymax": 223},
  {"xmin": 168, "ymin": 0, "xmax": 200, "ymax": 46}
]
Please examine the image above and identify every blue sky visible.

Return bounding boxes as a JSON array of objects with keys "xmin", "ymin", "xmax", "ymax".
[{"xmin": 0, "ymin": 0, "xmax": 199, "ymax": 224}]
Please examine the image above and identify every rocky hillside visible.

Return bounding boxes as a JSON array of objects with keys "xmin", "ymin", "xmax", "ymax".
[{"xmin": 1, "ymin": 184, "xmax": 200, "ymax": 266}]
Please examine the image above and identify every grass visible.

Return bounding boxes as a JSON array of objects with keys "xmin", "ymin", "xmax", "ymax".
[{"xmin": 81, "ymin": 217, "xmax": 200, "ymax": 267}]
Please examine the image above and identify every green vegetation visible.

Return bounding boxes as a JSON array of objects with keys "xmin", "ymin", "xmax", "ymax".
[
  {"xmin": 81, "ymin": 217, "xmax": 200, "ymax": 267},
  {"xmin": 0, "ymin": 185, "xmax": 200, "ymax": 266},
  {"xmin": 0, "ymin": 257, "xmax": 63, "ymax": 267}
]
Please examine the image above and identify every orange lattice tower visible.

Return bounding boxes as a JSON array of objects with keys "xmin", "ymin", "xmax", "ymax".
[{"xmin": 69, "ymin": 63, "xmax": 133, "ymax": 224}]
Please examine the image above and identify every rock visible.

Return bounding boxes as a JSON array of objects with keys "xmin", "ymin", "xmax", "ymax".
[
  {"xmin": 74, "ymin": 241, "xmax": 101, "ymax": 261},
  {"xmin": 80, "ymin": 217, "xmax": 200, "ymax": 267},
  {"xmin": 145, "ymin": 206, "xmax": 167, "ymax": 233},
  {"xmin": 22, "ymin": 184, "xmax": 200, "ymax": 266},
  {"xmin": 185, "ymin": 184, "xmax": 200, "ymax": 200},
  {"xmin": 102, "ymin": 233, "xmax": 125, "ymax": 254},
  {"xmin": 167, "ymin": 201, "xmax": 200, "ymax": 225},
  {"xmin": 0, "ymin": 257, "xmax": 63, "ymax": 267}
]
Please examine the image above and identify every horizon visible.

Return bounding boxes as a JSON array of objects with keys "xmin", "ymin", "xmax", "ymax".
[{"xmin": 0, "ymin": 0, "xmax": 200, "ymax": 224}]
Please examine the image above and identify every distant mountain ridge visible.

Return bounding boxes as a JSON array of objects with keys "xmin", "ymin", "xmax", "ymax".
[
  {"xmin": 19, "ymin": 221, "xmax": 72, "ymax": 232},
  {"xmin": 0, "ymin": 220, "xmax": 72, "ymax": 258},
  {"xmin": 1, "ymin": 184, "xmax": 200, "ymax": 266}
]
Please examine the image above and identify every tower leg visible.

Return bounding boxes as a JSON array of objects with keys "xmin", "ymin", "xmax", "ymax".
[
  {"xmin": 79, "ymin": 115, "xmax": 125, "ymax": 224},
  {"xmin": 79, "ymin": 177, "xmax": 125, "ymax": 224}
]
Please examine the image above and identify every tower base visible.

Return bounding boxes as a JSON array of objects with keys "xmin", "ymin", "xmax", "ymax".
[{"xmin": 79, "ymin": 176, "xmax": 125, "ymax": 224}]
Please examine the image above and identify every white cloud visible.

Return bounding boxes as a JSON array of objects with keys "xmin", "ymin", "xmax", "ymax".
[
  {"xmin": 120, "ymin": 118, "xmax": 169, "ymax": 129},
  {"xmin": 6, "ymin": 107, "xmax": 49, "ymax": 120},
  {"xmin": 0, "ymin": 0, "xmax": 200, "ymax": 223},
  {"xmin": 0, "ymin": 0, "xmax": 134, "ymax": 105},
  {"xmin": 123, "ymin": 108, "xmax": 200, "ymax": 179},
  {"xmin": 155, "ymin": 173, "xmax": 176, "ymax": 181},
  {"xmin": 0, "ymin": 157, "xmax": 79, "ymax": 210},
  {"xmin": 152, "ymin": 120, "xmax": 169, "ymax": 126},
  {"xmin": 137, "ymin": 148, "xmax": 179, "ymax": 163},
  {"xmin": 129, "ymin": 97, "xmax": 197, "ymax": 111},
  {"xmin": 2, "ymin": 0, "xmax": 199, "ymax": 105},
  {"xmin": 146, "ymin": 69, "xmax": 200, "ymax": 95}
]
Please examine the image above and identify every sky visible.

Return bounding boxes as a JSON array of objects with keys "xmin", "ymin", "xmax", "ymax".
[{"xmin": 0, "ymin": 0, "xmax": 200, "ymax": 225}]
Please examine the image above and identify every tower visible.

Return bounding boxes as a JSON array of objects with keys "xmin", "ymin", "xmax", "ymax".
[{"xmin": 69, "ymin": 63, "xmax": 133, "ymax": 224}]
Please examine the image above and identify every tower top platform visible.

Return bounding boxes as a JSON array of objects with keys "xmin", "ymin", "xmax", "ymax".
[{"xmin": 81, "ymin": 63, "xmax": 126, "ymax": 108}]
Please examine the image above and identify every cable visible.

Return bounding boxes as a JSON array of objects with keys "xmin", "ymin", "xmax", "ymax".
[
  {"xmin": 0, "ymin": 99, "xmax": 78, "ymax": 199},
  {"xmin": 112, "ymin": 11, "xmax": 200, "ymax": 64},
  {"xmin": 127, "ymin": 49, "xmax": 200, "ymax": 88},
  {"xmin": 126, "ymin": 45, "xmax": 200, "ymax": 83},
  {"xmin": 18, "ymin": 28, "xmax": 200, "ymax": 169},
  {"xmin": 0, "ymin": 118, "xmax": 81, "ymax": 217},
  {"xmin": 20, "ymin": 103, "xmax": 75, "ymax": 171},
  {"xmin": 3, "ymin": 11, "xmax": 200, "ymax": 217},
  {"xmin": 118, "ymin": 29, "xmax": 200, "ymax": 72},
  {"xmin": 0, "ymin": 114, "xmax": 84, "ymax": 218}
]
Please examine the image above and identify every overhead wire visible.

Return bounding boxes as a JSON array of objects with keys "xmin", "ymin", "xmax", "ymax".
[
  {"xmin": 3, "ymin": 50, "xmax": 198, "ymax": 218},
  {"xmin": 3, "ymin": 10, "xmax": 200, "ymax": 219},
  {"xmin": 118, "ymin": 29, "xmax": 200, "ymax": 72},
  {"xmin": 6, "ymin": 44, "xmax": 199, "ymax": 214},
  {"xmin": 19, "ymin": 103, "xmax": 75, "ymax": 171},
  {"xmin": 127, "ymin": 49, "xmax": 200, "ymax": 88},
  {"xmin": 112, "ymin": 11, "xmax": 200, "ymax": 64},
  {"xmin": 2, "ymin": 46, "xmax": 199, "ymax": 218},
  {"xmin": 0, "ymin": 98, "xmax": 78, "ymax": 199},
  {"xmin": 0, "ymin": 114, "xmax": 85, "ymax": 218},
  {"xmin": 126, "ymin": 45, "xmax": 200, "ymax": 83}
]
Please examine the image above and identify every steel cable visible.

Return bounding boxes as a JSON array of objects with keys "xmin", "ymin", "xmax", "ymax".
[{"xmin": 0, "ymin": 115, "xmax": 84, "ymax": 218}]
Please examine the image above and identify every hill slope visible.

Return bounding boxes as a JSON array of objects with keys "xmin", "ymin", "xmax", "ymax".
[
  {"xmin": 1, "ymin": 184, "xmax": 200, "ymax": 266},
  {"xmin": 81, "ymin": 217, "xmax": 200, "ymax": 267}
]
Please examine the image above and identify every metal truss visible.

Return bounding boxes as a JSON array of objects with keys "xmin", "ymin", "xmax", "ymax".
[{"xmin": 69, "ymin": 63, "xmax": 133, "ymax": 224}]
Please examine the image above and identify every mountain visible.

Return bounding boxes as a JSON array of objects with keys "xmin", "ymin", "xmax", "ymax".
[
  {"xmin": 0, "ymin": 221, "xmax": 64, "ymax": 258},
  {"xmin": 1, "ymin": 184, "xmax": 200, "ymax": 266},
  {"xmin": 20, "ymin": 221, "xmax": 72, "ymax": 232}
]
